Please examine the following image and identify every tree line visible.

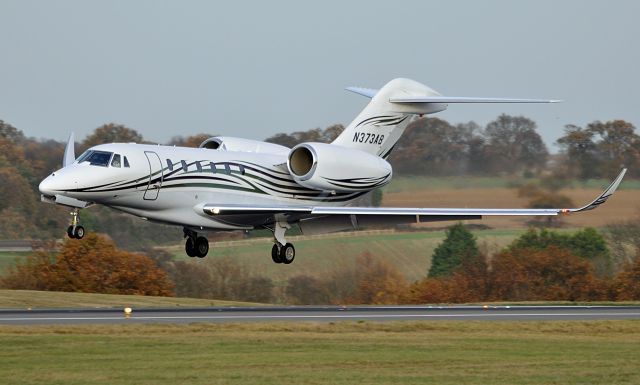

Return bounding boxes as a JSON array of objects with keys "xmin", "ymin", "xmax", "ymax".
[
  {"xmin": 2, "ymin": 225, "xmax": 639, "ymax": 303},
  {"xmin": 1, "ymin": 114, "xmax": 638, "ymax": 243}
]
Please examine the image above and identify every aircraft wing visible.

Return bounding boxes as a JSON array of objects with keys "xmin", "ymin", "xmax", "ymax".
[{"xmin": 199, "ymin": 169, "xmax": 626, "ymax": 226}]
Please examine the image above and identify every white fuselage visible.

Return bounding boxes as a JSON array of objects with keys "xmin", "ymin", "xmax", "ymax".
[{"xmin": 39, "ymin": 143, "xmax": 364, "ymax": 231}]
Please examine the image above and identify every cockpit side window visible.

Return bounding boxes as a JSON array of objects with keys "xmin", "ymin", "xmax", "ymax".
[
  {"xmin": 111, "ymin": 154, "xmax": 121, "ymax": 168},
  {"xmin": 81, "ymin": 151, "xmax": 113, "ymax": 167},
  {"xmin": 124, "ymin": 156, "xmax": 130, "ymax": 168}
]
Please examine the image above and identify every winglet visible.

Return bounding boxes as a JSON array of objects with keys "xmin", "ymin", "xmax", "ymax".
[
  {"xmin": 570, "ymin": 168, "xmax": 627, "ymax": 213},
  {"xmin": 63, "ymin": 132, "xmax": 75, "ymax": 167}
]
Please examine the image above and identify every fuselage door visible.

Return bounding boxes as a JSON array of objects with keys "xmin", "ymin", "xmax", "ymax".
[{"xmin": 143, "ymin": 151, "xmax": 163, "ymax": 200}]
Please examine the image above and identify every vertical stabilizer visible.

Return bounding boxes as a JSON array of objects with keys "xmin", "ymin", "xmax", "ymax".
[{"xmin": 332, "ymin": 78, "xmax": 447, "ymax": 158}]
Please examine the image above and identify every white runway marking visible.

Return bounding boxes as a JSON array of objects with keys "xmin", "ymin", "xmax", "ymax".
[{"xmin": 2, "ymin": 312, "xmax": 640, "ymax": 322}]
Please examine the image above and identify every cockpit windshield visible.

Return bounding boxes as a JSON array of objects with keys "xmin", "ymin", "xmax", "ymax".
[{"xmin": 78, "ymin": 151, "xmax": 113, "ymax": 167}]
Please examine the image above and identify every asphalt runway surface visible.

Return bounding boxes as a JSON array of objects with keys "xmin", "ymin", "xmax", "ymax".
[{"xmin": 1, "ymin": 305, "xmax": 640, "ymax": 325}]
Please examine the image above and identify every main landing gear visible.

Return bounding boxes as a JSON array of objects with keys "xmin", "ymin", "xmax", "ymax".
[
  {"xmin": 66, "ymin": 208, "xmax": 85, "ymax": 239},
  {"xmin": 269, "ymin": 220, "xmax": 295, "ymax": 264},
  {"xmin": 184, "ymin": 228, "xmax": 209, "ymax": 258}
]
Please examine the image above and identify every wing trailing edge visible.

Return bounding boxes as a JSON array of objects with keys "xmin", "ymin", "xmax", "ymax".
[{"xmin": 199, "ymin": 169, "xmax": 626, "ymax": 219}]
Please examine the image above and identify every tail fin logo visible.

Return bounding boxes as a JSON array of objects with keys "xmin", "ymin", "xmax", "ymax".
[{"xmin": 355, "ymin": 115, "xmax": 408, "ymax": 128}]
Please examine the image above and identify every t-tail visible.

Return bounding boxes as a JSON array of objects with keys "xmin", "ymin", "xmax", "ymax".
[{"xmin": 332, "ymin": 78, "xmax": 560, "ymax": 158}]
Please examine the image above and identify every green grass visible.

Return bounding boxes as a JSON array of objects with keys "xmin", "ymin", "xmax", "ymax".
[
  {"xmin": 384, "ymin": 175, "xmax": 640, "ymax": 193},
  {"xmin": 168, "ymin": 229, "xmax": 526, "ymax": 283},
  {"xmin": 0, "ymin": 321, "xmax": 638, "ymax": 384},
  {"xmin": 0, "ymin": 251, "xmax": 28, "ymax": 272},
  {"xmin": 0, "ymin": 290, "xmax": 262, "ymax": 309}
]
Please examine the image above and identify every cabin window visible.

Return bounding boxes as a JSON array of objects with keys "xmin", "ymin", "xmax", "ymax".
[
  {"xmin": 239, "ymin": 165, "xmax": 245, "ymax": 175},
  {"xmin": 111, "ymin": 154, "xmax": 121, "ymax": 168},
  {"xmin": 181, "ymin": 160, "xmax": 188, "ymax": 172},
  {"xmin": 196, "ymin": 161, "xmax": 202, "ymax": 172},
  {"xmin": 124, "ymin": 156, "xmax": 130, "ymax": 168},
  {"xmin": 224, "ymin": 163, "xmax": 231, "ymax": 175},
  {"xmin": 81, "ymin": 151, "xmax": 113, "ymax": 167},
  {"xmin": 166, "ymin": 159, "xmax": 173, "ymax": 171},
  {"xmin": 210, "ymin": 162, "xmax": 216, "ymax": 173}
]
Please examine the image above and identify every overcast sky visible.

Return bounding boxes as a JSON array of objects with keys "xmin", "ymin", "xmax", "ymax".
[{"xmin": 1, "ymin": 0, "xmax": 638, "ymax": 150}]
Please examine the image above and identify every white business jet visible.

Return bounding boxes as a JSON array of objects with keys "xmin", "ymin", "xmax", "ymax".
[{"xmin": 38, "ymin": 78, "xmax": 626, "ymax": 264}]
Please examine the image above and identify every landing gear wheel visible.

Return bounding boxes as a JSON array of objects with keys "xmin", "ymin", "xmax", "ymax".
[
  {"xmin": 280, "ymin": 243, "xmax": 295, "ymax": 264},
  {"xmin": 73, "ymin": 226, "xmax": 85, "ymax": 239},
  {"xmin": 185, "ymin": 237, "xmax": 197, "ymax": 258},
  {"xmin": 271, "ymin": 244, "xmax": 283, "ymax": 264},
  {"xmin": 67, "ymin": 225, "xmax": 75, "ymax": 239},
  {"xmin": 195, "ymin": 236, "xmax": 209, "ymax": 258}
]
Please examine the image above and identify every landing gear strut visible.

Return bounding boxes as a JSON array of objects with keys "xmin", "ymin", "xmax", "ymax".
[
  {"xmin": 184, "ymin": 228, "xmax": 209, "ymax": 258},
  {"xmin": 66, "ymin": 208, "xmax": 85, "ymax": 239},
  {"xmin": 269, "ymin": 220, "xmax": 295, "ymax": 264}
]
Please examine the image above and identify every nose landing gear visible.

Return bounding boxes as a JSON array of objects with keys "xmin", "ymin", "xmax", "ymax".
[
  {"xmin": 66, "ymin": 208, "xmax": 85, "ymax": 239},
  {"xmin": 184, "ymin": 228, "xmax": 209, "ymax": 258}
]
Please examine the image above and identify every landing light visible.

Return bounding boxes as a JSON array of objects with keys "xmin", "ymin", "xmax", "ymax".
[{"xmin": 212, "ymin": 207, "xmax": 220, "ymax": 214}]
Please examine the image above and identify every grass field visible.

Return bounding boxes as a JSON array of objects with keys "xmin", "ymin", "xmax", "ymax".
[
  {"xmin": 0, "ymin": 290, "xmax": 261, "ymax": 309},
  {"xmin": 383, "ymin": 185, "xmax": 640, "ymax": 229},
  {"xmin": 0, "ymin": 321, "xmax": 638, "ymax": 384},
  {"xmin": 167, "ymin": 229, "xmax": 526, "ymax": 283},
  {"xmin": 0, "ymin": 252, "xmax": 28, "ymax": 273}
]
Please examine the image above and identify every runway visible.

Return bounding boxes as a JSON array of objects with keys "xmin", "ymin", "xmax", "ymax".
[{"xmin": 1, "ymin": 305, "xmax": 639, "ymax": 325}]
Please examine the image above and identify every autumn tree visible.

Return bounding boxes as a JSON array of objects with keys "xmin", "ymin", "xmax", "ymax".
[
  {"xmin": 265, "ymin": 124, "xmax": 344, "ymax": 147},
  {"xmin": 0, "ymin": 233, "xmax": 175, "ymax": 296},
  {"xmin": 285, "ymin": 275, "xmax": 331, "ymax": 304},
  {"xmin": 556, "ymin": 120, "xmax": 640, "ymax": 178},
  {"xmin": 428, "ymin": 223, "xmax": 480, "ymax": 277},
  {"xmin": 488, "ymin": 246, "xmax": 605, "ymax": 301},
  {"xmin": 390, "ymin": 118, "xmax": 482, "ymax": 175},
  {"xmin": 483, "ymin": 114, "xmax": 548, "ymax": 174},
  {"xmin": 613, "ymin": 252, "xmax": 640, "ymax": 300},
  {"xmin": 168, "ymin": 133, "xmax": 214, "ymax": 147},
  {"xmin": 510, "ymin": 228, "xmax": 612, "ymax": 276},
  {"xmin": 82, "ymin": 123, "xmax": 144, "ymax": 149}
]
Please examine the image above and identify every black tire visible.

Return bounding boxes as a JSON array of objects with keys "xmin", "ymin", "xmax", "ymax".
[
  {"xmin": 195, "ymin": 236, "xmax": 209, "ymax": 258},
  {"xmin": 73, "ymin": 226, "xmax": 85, "ymax": 239},
  {"xmin": 185, "ymin": 238, "xmax": 197, "ymax": 257},
  {"xmin": 271, "ymin": 244, "xmax": 283, "ymax": 264},
  {"xmin": 281, "ymin": 243, "xmax": 295, "ymax": 264},
  {"xmin": 67, "ymin": 226, "xmax": 76, "ymax": 239}
]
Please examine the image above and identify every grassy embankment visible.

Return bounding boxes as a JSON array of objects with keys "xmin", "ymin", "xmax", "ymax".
[
  {"xmin": 0, "ymin": 290, "xmax": 261, "ymax": 309},
  {"xmin": 168, "ymin": 228, "xmax": 526, "ymax": 282},
  {"xmin": 0, "ymin": 321, "xmax": 639, "ymax": 384}
]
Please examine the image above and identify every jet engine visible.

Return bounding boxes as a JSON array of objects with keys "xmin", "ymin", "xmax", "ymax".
[{"xmin": 287, "ymin": 142, "xmax": 392, "ymax": 192}]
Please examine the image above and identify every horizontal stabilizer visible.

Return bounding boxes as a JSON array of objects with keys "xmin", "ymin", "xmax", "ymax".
[
  {"xmin": 390, "ymin": 96, "xmax": 562, "ymax": 104},
  {"xmin": 345, "ymin": 86, "xmax": 378, "ymax": 99}
]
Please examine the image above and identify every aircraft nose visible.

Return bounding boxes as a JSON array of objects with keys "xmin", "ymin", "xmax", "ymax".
[{"xmin": 39, "ymin": 174, "xmax": 61, "ymax": 196}]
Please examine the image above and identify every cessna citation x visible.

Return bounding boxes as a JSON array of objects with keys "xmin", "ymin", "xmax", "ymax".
[{"xmin": 39, "ymin": 78, "xmax": 626, "ymax": 264}]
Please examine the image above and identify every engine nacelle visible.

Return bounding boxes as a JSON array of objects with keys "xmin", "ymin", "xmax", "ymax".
[
  {"xmin": 199, "ymin": 136, "xmax": 289, "ymax": 156},
  {"xmin": 287, "ymin": 142, "xmax": 392, "ymax": 192}
]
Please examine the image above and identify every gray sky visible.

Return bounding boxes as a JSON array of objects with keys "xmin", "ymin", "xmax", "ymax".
[{"xmin": 1, "ymin": 0, "xmax": 638, "ymax": 150}]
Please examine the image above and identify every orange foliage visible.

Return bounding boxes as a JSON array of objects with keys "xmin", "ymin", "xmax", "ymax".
[
  {"xmin": 489, "ymin": 246, "xmax": 606, "ymax": 301},
  {"xmin": 1, "ymin": 234, "xmax": 174, "ymax": 296},
  {"xmin": 613, "ymin": 253, "xmax": 640, "ymax": 300},
  {"xmin": 349, "ymin": 252, "xmax": 408, "ymax": 304}
]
